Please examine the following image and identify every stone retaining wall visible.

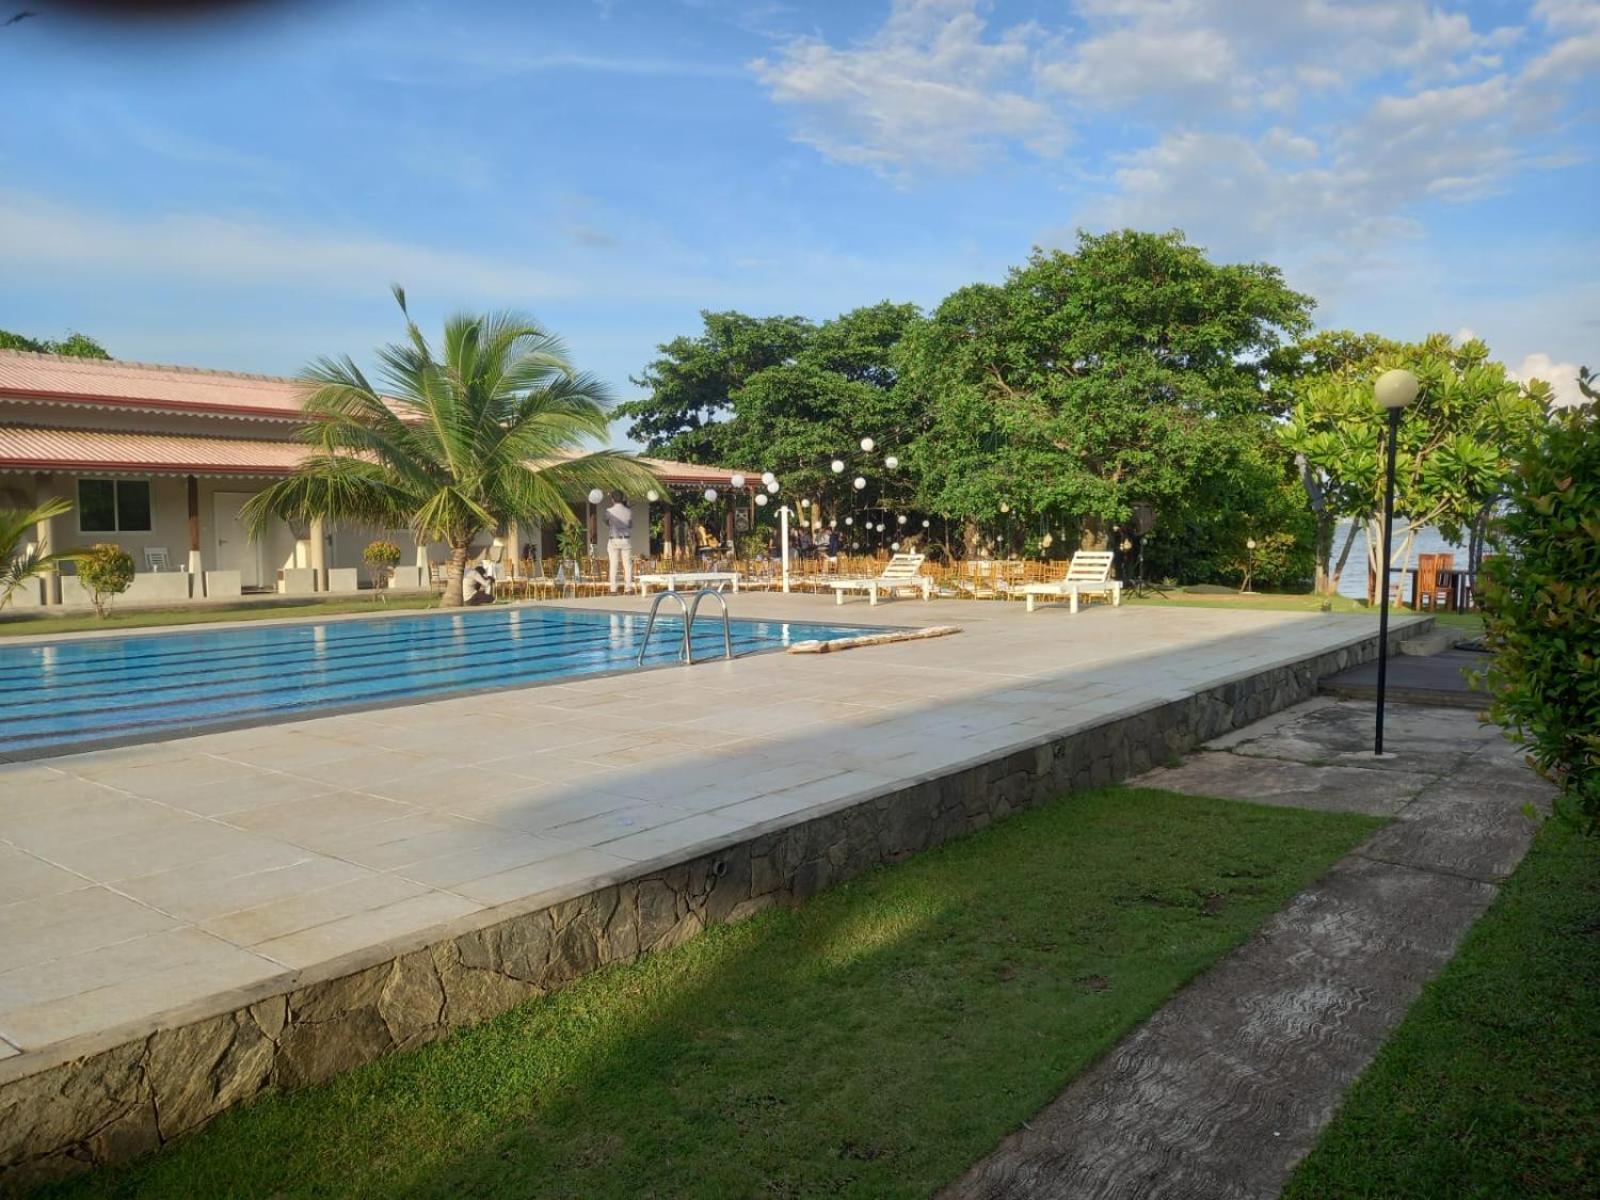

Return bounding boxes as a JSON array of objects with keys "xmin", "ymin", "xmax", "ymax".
[{"xmin": 0, "ymin": 621, "xmax": 1422, "ymax": 1195}]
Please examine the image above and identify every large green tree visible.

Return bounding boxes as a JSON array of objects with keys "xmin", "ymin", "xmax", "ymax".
[
  {"xmin": 1278, "ymin": 333, "xmax": 1546, "ymax": 600},
  {"xmin": 244, "ymin": 289, "xmax": 654, "ymax": 607},
  {"xmin": 619, "ymin": 302, "xmax": 925, "ymax": 529},
  {"xmin": 0, "ymin": 329, "xmax": 111, "ymax": 358},
  {"xmin": 616, "ymin": 311, "xmax": 815, "ymax": 458},
  {"xmin": 899, "ymin": 230, "xmax": 1313, "ymax": 553}
]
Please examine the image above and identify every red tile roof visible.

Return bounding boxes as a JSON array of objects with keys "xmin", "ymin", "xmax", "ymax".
[
  {"xmin": 0, "ymin": 425, "xmax": 306, "ymax": 476},
  {"xmin": 0, "ymin": 350, "xmax": 307, "ymax": 419},
  {"xmin": 0, "ymin": 353, "xmax": 763, "ymax": 487},
  {"xmin": 0, "ymin": 427, "xmax": 766, "ymax": 491}
]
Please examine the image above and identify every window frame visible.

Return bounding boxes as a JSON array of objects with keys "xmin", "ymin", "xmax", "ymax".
[{"xmin": 76, "ymin": 478, "xmax": 154, "ymax": 535}]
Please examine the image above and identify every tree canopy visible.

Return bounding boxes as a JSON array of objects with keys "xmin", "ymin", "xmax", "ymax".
[
  {"xmin": 1278, "ymin": 332, "xmax": 1547, "ymax": 596},
  {"xmin": 0, "ymin": 329, "xmax": 111, "ymax": 358},
  {"xmin": 899, "ymin": 230, "xmax": 1313, "ymax": 550},
  {"xmin": 244, "ymin": 288, "xmax": 654, "ymax": 607}
]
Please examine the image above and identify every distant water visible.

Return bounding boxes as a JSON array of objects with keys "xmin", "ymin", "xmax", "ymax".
[{"xmin": 1333, "ymin": 520, "xmax": 1464, "ymax": 600}]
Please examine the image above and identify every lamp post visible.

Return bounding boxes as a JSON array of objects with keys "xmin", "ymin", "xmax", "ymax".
[
  {"xmin": 778, "ymin": 503, "xmax": 792, "ymax": 592},
  {"xmin": 1373, "ymin": 368, "xmax": 1419, "ymax": 756}
]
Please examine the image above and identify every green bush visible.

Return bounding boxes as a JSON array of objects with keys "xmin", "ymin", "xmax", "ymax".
[
  {"xmin": 1480, "ymin": 386, "xmax": 1600, "ymax": 832},
  {"xmin": 77, "ymin": 543, "xmax": 136, "ymax": 618},
  {"xmin": 556, "ymin": 523, "xmax": 588, "ymax": 567},
  {"xmin": 362, "ymin": 539, "xmax": 402, "ymax": 589}
]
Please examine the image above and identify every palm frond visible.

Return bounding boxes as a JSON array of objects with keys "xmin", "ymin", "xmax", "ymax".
[{"xmin": 0, "ymin": 497, "xmax": 84, "ymax": 609}]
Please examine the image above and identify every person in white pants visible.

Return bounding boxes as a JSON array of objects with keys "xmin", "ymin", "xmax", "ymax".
[{"xmin": 605, "ymin": 492, "xmax": 634, "ymax": 593}]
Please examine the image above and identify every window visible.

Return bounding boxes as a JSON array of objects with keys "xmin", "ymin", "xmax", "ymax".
[{"xmin": 78, "ymin": 480, "xmax": 152, "ymax": 533}]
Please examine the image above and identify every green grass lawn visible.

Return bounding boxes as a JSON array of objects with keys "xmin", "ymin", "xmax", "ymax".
[
  {"xmin": 1284, "ymin": 821, "xmax": 1600, "ymax": 1199},
  {"xmin": 0, "ymin": 594, "xmax": 441, "ymax": 638},
  {"xmin": 41, "ymin": 788, "xmax": 1379, "ymax": 1200}
]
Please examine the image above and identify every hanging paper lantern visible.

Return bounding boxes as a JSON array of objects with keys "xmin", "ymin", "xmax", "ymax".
[
  {"xmin": 853, "ymin": 476, "xmax": 866, "ymax": 491},
  {"xmin": 730, "ymin": 473, "xmax": 746, "ymax": 489},
  {"xmin": 831, "ymin": 459, "xmax": 845, "ymax": 474},
  {"xmin": 587, "ymin": 489, "xmax": 604, "ymax": 505},
  {"xmin": 704, "ymin": 488, "xmax": 718, "ymax": 502},
  {"xmin": 859, "ymin": 437, "xmax": 875, "ymax": 452},
  {"xmin": 755, "ymin": 494, "xmax": 768, "ymax": 506}
]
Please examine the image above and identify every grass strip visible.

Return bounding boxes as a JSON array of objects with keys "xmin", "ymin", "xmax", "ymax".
[
  {"xmin": 1285, "ymin": 820, "xmax": 1600, "ymax": 1199},
  {"xmin": 0, "ymin": 595, "xmax": 441, "ymax": 638},
  {"xmin": 45, "ymin": 788, "xmax": 1380, "ymax": 1200}
]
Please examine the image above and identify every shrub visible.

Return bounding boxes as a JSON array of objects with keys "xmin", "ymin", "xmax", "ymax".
[
  {"xmin": 77, "ymin": 543, "xmax": 136, "ymax": 617},
  {"xmin": 362, "ymin": 539, "xmax": 402, "ymax": 589},
  {"xmin": 1480, "ymin": 387, "xmax": 1600, "ymax": 832}
]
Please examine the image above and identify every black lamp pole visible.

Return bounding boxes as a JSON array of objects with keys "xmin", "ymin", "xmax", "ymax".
[{"xmin": 1369, "ymin": 409, "xmax": 1395, "ymax": 755}]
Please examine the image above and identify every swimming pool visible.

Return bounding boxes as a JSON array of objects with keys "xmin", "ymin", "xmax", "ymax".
[{"xmin": 0, "ymin": 607, "xmax": 876, "ymax": 757}]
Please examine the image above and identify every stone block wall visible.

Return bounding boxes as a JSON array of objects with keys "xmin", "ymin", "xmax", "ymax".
[{"xmin": 0, "ymin": 623, "xmax": 1419, "ymax": 1194}]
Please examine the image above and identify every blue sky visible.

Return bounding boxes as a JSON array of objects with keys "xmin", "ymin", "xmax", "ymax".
[{"xmin": 2, "ymin": 0, "xmax": 1597, "ymax": 429}]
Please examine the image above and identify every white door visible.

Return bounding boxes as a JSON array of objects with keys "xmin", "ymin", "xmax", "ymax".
[{"xmin": 213, "ymin": 492, "xmax": 263, "ymax": 588}]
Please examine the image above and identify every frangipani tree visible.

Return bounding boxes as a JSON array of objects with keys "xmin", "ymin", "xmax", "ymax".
[
  {"xmin": 1279, "ymin": 333, "xmax": 1545, "ymax": 600},
  {"xmin": 0, "ymin": 497, "xmax": 81, "ymax": 610},
  {"xmin": 244, "ymin": 288, "xmax": 656, "ymax": 607}
]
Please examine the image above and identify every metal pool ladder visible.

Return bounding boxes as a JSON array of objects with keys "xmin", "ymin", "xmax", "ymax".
[{"xmin": 636, "ymin": 588, "xmax": 734, "ymax": 666}]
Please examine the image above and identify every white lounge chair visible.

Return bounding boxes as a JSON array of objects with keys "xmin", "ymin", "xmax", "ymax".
[
  {"xmin": 827, "ymin": 553, "xmax": 933, "ymax": 605},
  {"xmin": 1020, "ymin": 551, "xmax": 1122, "ymax": 613},
  {"xmin": 144, "ymin": 546, "xmax": 171, "ymax": 572}
]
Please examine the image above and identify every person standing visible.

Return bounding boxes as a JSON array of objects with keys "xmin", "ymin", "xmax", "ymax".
[{"xmin": 605, "ymin": 492, "xmax": 634, "ymax": 593}]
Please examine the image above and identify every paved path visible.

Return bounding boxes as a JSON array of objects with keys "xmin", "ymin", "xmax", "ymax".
[
  {"xmin": 942, "ymin": 697, "xmax": 1552, "ymax": 1200},
  {"xmin": 0, "ymin": 599, "xmax": 1406, "ymax": 1074}
]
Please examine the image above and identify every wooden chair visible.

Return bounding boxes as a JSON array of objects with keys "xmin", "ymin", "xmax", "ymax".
[{"xmin": 1415, "ymin": 553, "xmax": 1455, "ymax": 611}]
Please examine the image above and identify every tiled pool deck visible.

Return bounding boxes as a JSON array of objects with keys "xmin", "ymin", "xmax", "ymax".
[{"xmin": 0, "ymin": 595, "xmax": 1421, "ymax": 1167}]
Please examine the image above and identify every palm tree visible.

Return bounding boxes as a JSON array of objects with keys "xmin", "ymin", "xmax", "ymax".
[
  {"xmin": 244, "ymin": 288, "xmax": 656, "ymax": 607},
  {"xmin": 1, "ymin": 497, "xmax": 80, "ymax": 610}
]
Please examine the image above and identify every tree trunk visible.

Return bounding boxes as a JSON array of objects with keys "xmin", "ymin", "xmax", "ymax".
[
  {"xmin": 440, "ymin": 541, "xmax": 470, "ymax": 608},
  {"xmin": 1313, "ymin": 511, "xmax": 1336, "ymax": 596}
]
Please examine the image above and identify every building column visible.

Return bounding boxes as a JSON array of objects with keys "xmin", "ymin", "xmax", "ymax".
[
  {"xmin": 662, "ymin": 507, "xmax": 674, "ymax": 561},
  {"xmin": 507, "ymin": 520, "xmax": 523, "ymax": 578},
  {"xmin": 309, "ymin": 516, "xmax": 327, "ymax": 591},
  {"xmin": 34, "ymin": 473, "xmax": 61, "ymax": 605},
  {"xmin": 186, "ymin": 475, "xmax": 204, "ymax": 587}
]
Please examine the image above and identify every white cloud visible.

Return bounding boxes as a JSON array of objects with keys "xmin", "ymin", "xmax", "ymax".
[
  {"xmin": 1036, "ymin": 26, "xmax": 1245, "ymax": 115},
  {"xmin": 0, "ymin": 189, "xmax": 567, "ymax": 299},
  {"xmin": 1513, "ymin": 352, "xmax": 1589, "ymax": 407},
  {"xmin": 750, "ymin": 0, "xmax": 1061, "ymax": 174}
]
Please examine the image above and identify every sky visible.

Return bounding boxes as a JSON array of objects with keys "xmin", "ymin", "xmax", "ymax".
[{"xmin": 1, "ymin": 0, "xmax": 1597, "ymax": 435}]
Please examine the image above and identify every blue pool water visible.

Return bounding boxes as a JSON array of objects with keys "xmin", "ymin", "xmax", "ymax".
[{"xmin": 0, "ymin": 607, "xmax": 874, "ymax": 756}]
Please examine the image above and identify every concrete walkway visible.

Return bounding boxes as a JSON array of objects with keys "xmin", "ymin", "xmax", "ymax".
[
  {"xmin": 0, "ymin": 600, "xmax": 1412, "ymax": 1072},
  {"xmin": 943, "ymin": 697, "xmax": 1552, "ymax": 1200}
]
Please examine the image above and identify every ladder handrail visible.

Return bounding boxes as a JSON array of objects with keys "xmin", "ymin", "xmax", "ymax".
[
  {"xmin": 636, "ymin": 590, "xmax": 692, "ymax": 666},
  {"xmin": 687, "ymin": 587, "xmax": 734, "ymax": 663}
]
